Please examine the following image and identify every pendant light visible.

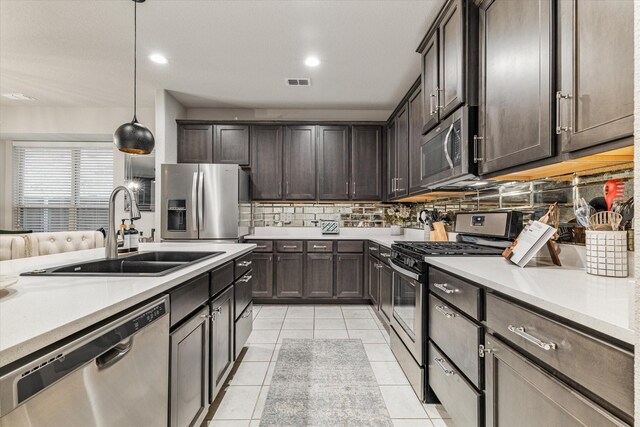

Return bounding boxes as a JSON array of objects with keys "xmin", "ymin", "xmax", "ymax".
[{"xmin": 114, "ymin": 0, "xmax": 155, "ymax": 155}]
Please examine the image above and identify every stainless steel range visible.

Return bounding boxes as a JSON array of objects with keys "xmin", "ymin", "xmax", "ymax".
[{"xmin": 388, "ymin": 211, "xmax": 522, "ymax": 402}]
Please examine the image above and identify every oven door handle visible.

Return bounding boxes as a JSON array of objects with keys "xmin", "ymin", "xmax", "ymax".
[{"xmin": 390, "ymin": 260, "xmax": 421, "ymax": 281}]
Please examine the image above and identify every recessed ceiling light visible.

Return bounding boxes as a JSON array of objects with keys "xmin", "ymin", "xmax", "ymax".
[
  {"xmin": 2, "ymin": 93, "xmax": 37, "ymax": 101},
  {"xmin": 304, "ymin": 56, "xmax": 320, "ymax": 67},
  {"xmin": 149, "ymin": 54, "xmax": 168, "ymax": 64}
]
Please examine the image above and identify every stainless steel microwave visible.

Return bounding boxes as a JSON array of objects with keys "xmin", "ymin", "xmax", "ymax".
[{"xmin": 420, "ymin": 106, "xmax": 478, "ymax": 189}]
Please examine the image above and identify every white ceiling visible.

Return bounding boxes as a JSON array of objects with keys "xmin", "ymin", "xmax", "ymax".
[{"xmin": 0, "ymin": 0, "xmax": 443, "ymax": 110}]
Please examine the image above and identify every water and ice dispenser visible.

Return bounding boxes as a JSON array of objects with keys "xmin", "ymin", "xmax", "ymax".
[{"xmin": 166, "ymin": 199, "xmax": 187, "ymax": 231}]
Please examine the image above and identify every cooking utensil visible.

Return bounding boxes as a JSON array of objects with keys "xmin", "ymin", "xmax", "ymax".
[
  {"xmin": 589, "ymin": 196, "xmax": 608, "ymax": 213},
  {"xmin": 432, "ymin": 222, "xmax": 448, "ymax": 241},
  {"xmin": 617, "ymin": 197, "xmax": 634, "ymax": 230},
  {"xmin": 574, "ymin": 197, "xmax": 595, "ymax": 229},
  {"xmin": 590, "ymin": 211, "xmax": 623, "ymax": 231},
  {"xmin": 603, "ymin": 179, "xmax": 625, "ymax": 211}
]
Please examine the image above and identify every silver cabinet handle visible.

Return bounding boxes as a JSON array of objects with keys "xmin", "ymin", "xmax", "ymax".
[
  {"xmin": 508, "ymin": 325, "xmax": 557, "ymax": 351},
  {"xmin": 435, "ymin": 87, "xmax": 444, "ymax": 111},
  {"xmin": 555, "ymin": 91, "xmax": 572, "ymax": 134},
  {"xmin": 313, "ymin": 245, "xmax": 327, "ymax": 249},
  {"xmin": 473, "ymin": 135, "xmax": 484, "ymax": 163},
  {"xmin": 242, "ymin": 309, "xmax": 252, "ymax": 319},
  {"xmin": 375, "ymin": 263, "xmax": 383, "ymax": 269},
  {"xmin": 239, "ymin": 275, "xmax": 253, "ymax": 283},
  {"xmin": 238, "ymin": 260, "xmax": 252, "ymax": 267},
  {"xmin": 369, "ymin": 246, "xmax": 378, "ymax": 251},
  {"xmin": 434, "ymin": 357, "xmax": 454, "ymax": 376},
  {"xmin": 282, "ymin": 245, "xmax": 298, "ymax": 249},
  {"xmin": 396, "ymin": 177, "xmax": 405, "ymax": 192},
  {"xmin": 435, "ymin": 305, "xmax": 456, "ymax": 319},
  {"xmin": 433, "ymin": 283, "xmax": 458, "ymax": 294},
  {"xmin": 256, "ymin": 245, "xmax": 267, "ymax": 249},
  {"xmin": 352, "ymin": 181, "xmax": 356, "ymax": 197},
  {"xmin": 346, "ymin": 181, "xmax": 349, "ymax": 196},
  {"xmin": 381, "ymin": 253, "xmax": 391, "ymax": 258},
  {"xmin": 429, "ymin": 93, "xmax": 436, "ymax": 116}
]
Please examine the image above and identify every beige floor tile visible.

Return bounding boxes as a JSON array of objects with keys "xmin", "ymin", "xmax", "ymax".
[
  {"xmin": 263, "ymin": 361, "xmax": 277, "ymax": 385},
  {"xmin": 255, "ymin": 308, "xmax": 287, "ymax": 319},
  {"xmin": 369, "ymin": 361, "xmax": 410, "ymax": 385},
  {"xmin": 249, "ymin": 421, "xmax": 260, "ymax": 427},
  {"xmin": 252, "ymin": 317, "xmax": 284, "ymax": 330},
  {"xmin": 229, "ymin": 362, "xmax": 270, "ymax": 386},
  {"xmin": 314, "ymin": 306, "xmax": 343, "ymax": 318},
  {"xmin": 345, "ymin": 318, "xmax": 379, "ymax": 330},
  {"xmin": 282, "ymin": 317, "xmax": 314, "ymax": 330},
  {"xmin": 242, "ymin": 343, "xmax": 275, "ymax": 362},
  {"xmin": 247, "ymin": 330, "xmax": 280, "ymax": 344},
  {"xmin": 277, "ymin": 329, "xmax": 313, "ymax": 343},
  {"xmin": 348, "ymin": 329, "xmax": 386, "ymax": 343},
  {"xmin": 209, "ymin": 421, "xmax": 251, "ymax": 427},
  {"xmin": 314, "ymin": 318, "xmax": 346, "ymax": 329},
  {"xmin": 271, "ymin": 343, "xmax": 282, "ymax": 361},
  {"xmin": 286, "ymin": 306, "xmax": 315, "ymax": 318},
  {"xmin": 340, "ymin": 304, "xmax": 370, "ymax": 310},
  {"xmin": 379, "ymin": 386, "xmax": 428, "ymax": 419},
  {"xmin": 423, "ymin": 404, "xmax": 451, "ymax": 419},
  {"xmin": 251, "ymin": 386, "xmax": 270, "ymax": 419},
  {"xmin": 430, "ymin": 419, "xmax": 455, "ymax": 427},
  {"xmin": 212, "ymin": 386, "xmax": 261, "ymax": 420},
  {"xmin": 363, "ymin": 344, "xmax": 396, "ymax": 362},
  {"xmin": 392, "ymin": 420, "xmax": 436, "ymax": 427},
  {"xmin": 342, "ymin": 309, "xmax": 374, "ymax": 319},
  {"xmin": 314, "ymin": 329, "xmax": 350, "ymax": 339}
]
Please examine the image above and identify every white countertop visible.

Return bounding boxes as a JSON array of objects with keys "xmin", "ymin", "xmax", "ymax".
[{"xmin": 0, "ymin": 242, "xmax": 255, "ymax": 367}]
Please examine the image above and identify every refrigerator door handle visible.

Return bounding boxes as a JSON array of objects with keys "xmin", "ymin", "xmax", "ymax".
[
  {"xmin": 191, "ymin": 172, "xmax": 198, "ymax": 232},
  {"xmin": 198, "ymin": 171, "xmax": 204, "ymax": 231}
]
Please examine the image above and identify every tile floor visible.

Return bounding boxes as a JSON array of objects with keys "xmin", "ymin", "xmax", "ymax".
[{"xmin": 205, "ymin": 304, "xmax": 453, "ymax": 427}]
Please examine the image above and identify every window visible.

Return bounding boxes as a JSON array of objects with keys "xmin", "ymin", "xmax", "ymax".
[{"xmin": 13, "ymin": 143, "xmax": 114, "ymax": 232}]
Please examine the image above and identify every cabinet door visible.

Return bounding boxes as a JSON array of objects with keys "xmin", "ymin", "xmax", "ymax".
[
  {"xmin": 478, "ymin": 0, "xmax": 553, "ymax": 174},
  {"xmin": 351, "ymin": 126, "xmax": 382, "ymax": 200},
  {"xmin": 485, "ymin": 334, "xmax": 627, "ymax": 427},
  {"xmin": 439, "ymin": 0, "xmax": 464, "ymax": 118},
  {"xmin": 251, "ymin": 126, "xmax": 283, "ymax": 200},
  {"xmin": 214, "ymin": 125, "xmax": 250, "ymax": 166},
  {"xmin": 178, "ymin": 124, "xmax": 213, "ymax": 164},
  {"xmin": 367, "ymin": 256, "xmax": 379, "ymax": 306},
  {"xmin": 170, "ymin": 306, "xmax": 209, "ymax": 427},
  {"xmin": 408, "ymin": 86, "xmax": 425, "ymax": 194},
  {"xmin": 317, "ymin": 126, "xmax": 349, "ymax": 200},
  {"xmin": 336, "ymin": 254, "xmax": 363, "ymax": 298},
  {"xmin": 305, "ymin": 253, "xmax": 334, "ymax": 298},
  {"xmin": 421, "ymin": 32, "xmax": 440, "ymax": 133},
  {"xmin": 558, "ymin": 0, "xmax": 633, "ymax": 153},
  {"xmin": 210, "ymin": 287, "xmax": 234, "ymax": 401},
  {"xmin": 284, "ymin": 126, "xmax": 317, "ymax": 200},
  {"xmin": 395, "ymin": 103, "xmax": 409, "ymax": 198},
  {"xmin": 276, "ymin": 254, "xmax": 303, "ymax": 298},
  {"xmin": 379, "ymin": 263, "xmax": 392, "ymax": 322},
  {"xmin": 386, "ymin": 120, "xmax": 397, "ymax": 200},
  {"xmin": 251, "ymin": 253, "xmax": 273, "ymax": 298}
]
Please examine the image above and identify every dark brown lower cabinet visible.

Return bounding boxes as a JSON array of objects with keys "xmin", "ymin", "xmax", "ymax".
[
  {"xmin": 305, "ymin": 254, "xmax": 334, "ymax": 298},
  {"xmin": 276, "ymin": 254, "xmax": 303, "ymax": 298},
  {"xmin": 251, "ymin": 253, "xmax": 273, "ymax": 298},
  {"xmin": 484, "ymin": 334, "xmax": 627, "ymax": 427},
  {"xmin": 379, "ymin": 263, "xmax": 392, "ymax": 321},
  {"xmin": 209, "ymin": 287, "xmax": 234, "ymax": 402},
  {"xmin": 367, "ymin": 255, "xmax": 380, "ymax": 306},
  {"xmin": 336, "ymin": 254, "xmax": 363, "ymax": 298}
]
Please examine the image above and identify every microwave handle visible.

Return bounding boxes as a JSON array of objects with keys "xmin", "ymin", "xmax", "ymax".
[{"xmin": 443, "ymin": 123, "xmax": 454, "ymax": 170}]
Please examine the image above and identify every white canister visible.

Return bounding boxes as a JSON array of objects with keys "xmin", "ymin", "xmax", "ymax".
[
  {"xmin": 585, "ymin": 230, "xmax": 628, "ymax": 278},
  {"xmin": 390, "ymin": 225, "xmax": 403, "ymax": 236}
]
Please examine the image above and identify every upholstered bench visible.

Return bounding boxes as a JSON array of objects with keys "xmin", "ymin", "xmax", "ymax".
[{"xmin": 24, "ymin": 231, "xmax": 105, "ymax": 257}]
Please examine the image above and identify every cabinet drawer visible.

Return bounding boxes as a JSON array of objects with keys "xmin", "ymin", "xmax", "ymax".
[
  {"xmin": 378, "ymin": 246, "xmax": 391, "ymax": 262},
  {"xmin": 429, "ymin": 294, "xmax": 482, "ymax": 388},
  {"xmin": 337, "ymin": 240, "xmax": 364, "ymax": 253},
  {"xmin": 368, "ymin": 243, "xmax": 380, "ymax": 258},
  {"xmin": 247, "ymin": 240, "xmax": 273, "ymax": 252},
  {"xmin": 235, "ymin": 252, "xmax": 253, "ymax": 278},
  {"xmin": 428, "ymin": 341, "xmax": 482, "ymax": 427},
  {"xmin": 235, "ymin": 302, "xmax": 253, "ymax": 358},
  {"xmin": 276, "ymin": 240, "xmax": 303, "ymax": 252},
  {"xmin": 211, "ymin": 262, "xmax": 234, "ymax": 297},
  {"xmin": 234, "ymin": 270, "xmax": 253, "ymax": 320},
  {"xmin": 429, "ymin": 267, "xmax": 481, "ymax": 320},
  {"xmin": 170, "ymin": 273, "xmax": 209, "ymax": 328},
  {"xmin": 486, "ymin": 293, "xmax": 633, "ymax": 418},
  {"xmin": 306, "ymin": 241, "xmax": 334, "ymax": 253}
]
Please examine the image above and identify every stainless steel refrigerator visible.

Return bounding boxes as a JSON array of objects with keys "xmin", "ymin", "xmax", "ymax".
[{"xmin": 161, "ymin": 164, "xmax": 251, "ymax": 241}]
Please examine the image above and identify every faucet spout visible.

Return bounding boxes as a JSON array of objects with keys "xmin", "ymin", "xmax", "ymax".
[{"xmin": 105, "ymin": 186, "xmax": 141, "ymax": 259}]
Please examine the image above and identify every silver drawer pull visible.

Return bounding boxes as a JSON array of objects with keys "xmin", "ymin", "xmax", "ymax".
[
  {"xmin": 256, "ymin": 245, "xmax": 267, "ymax": 249},
  {"xmin": 242, "ymin": 309, "xmax": 252, "ymax": 319},
  {"xmin": 433, "ymin": 283, "xmax": 459, "ymax": 294},
  {"xmin": 239, "ymin": 275, "xmax": 253, "ymax": 283},
  {"xmin": 380, "ymin": 253, "xmax": 391, "ymax": 258},
  {"xmin": 238, "ymin": 260, "xmax": 252, "ymax": 267},
  {"xmin": 434, "ymin": 357, "xmax": 454, "ymax": 376},
  {"xmin": 313, "ymin": 245, "xmax": 327, "ymax": 249},
  {"xmin": 369, "ymin": 246, "xmax": 378, "ymax": 251},
  {"xmin": 435, "ymin": 305, "xmax": 456, "ymax": 319},
  {"xmin": 282, "ymin": 245, "xmax": 298, "ymax": 249},
  {"xmin": 508, "ymin": 325, "xmax": 557, "ymax": 351}
]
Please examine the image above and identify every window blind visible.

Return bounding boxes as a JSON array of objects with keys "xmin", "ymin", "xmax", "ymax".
[{"xmin": 12, "ymin": 144, "xmax": 114, "ymax": 232}]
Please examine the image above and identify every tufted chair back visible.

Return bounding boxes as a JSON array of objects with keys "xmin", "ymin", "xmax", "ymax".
[
  {"xmin": 25, "ymin": 231, "xmax": 105, "ymax": 257},
  {"xmin": 0, "ymin": 235, "xmax": 28, "ymax": 261}
]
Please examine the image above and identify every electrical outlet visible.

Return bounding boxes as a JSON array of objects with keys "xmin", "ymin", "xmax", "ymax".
[{"xmin": 282, "ymin": 213, "xmax": 293, "ymax": 223}]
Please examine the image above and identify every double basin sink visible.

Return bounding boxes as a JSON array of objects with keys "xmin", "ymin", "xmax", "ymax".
[{"xmin": 21, "ymin": 251, "xmax": 225, "ymax": 277}]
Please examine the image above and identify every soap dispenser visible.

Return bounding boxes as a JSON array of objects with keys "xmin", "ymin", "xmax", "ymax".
[
  {"xmin": 117, "ymin": 219, "xmax": 129, "ymax": 254},
  {"xmin": 129, "ymin": 220, "xmax": 140, "ymax": 252}
]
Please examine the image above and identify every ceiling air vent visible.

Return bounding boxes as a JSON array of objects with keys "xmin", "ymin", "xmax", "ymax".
[{"xmin": 286, "ymin": 78, "xmax": 311, "ymax": 86}]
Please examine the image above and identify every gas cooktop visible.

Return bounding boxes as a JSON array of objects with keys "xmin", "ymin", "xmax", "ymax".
[{"xmin": 392, "ymin": 241, "xmax": 505, "ymax": 258}]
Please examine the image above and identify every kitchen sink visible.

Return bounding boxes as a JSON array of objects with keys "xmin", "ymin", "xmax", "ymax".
[{"xmin": 21, "ymin": 251, "xmax": 225, "ymax": 277}]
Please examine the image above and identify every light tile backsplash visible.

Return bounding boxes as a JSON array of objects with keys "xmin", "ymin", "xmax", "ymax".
[{"xmin": 251, "ymin": 203, "xmax": 391, "ymax": 228}]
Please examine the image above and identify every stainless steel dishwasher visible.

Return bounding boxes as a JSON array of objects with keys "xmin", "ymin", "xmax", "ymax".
[{"xmin": 0, "ymin": 296, "xmax": 170, "ymax": 427}]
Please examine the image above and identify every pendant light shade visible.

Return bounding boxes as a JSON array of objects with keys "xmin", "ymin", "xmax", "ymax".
[{"xmin": 115, "ymin": 0, "xmax": 155, "ymax": 155}]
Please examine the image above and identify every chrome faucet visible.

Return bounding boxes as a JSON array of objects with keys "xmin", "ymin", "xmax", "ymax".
[{"xmin": 105, "ymin": 186, "xmax": 141, "ymax": 259}]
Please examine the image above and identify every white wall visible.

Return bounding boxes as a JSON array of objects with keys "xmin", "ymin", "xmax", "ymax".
[
  {"xmin": 0, "ymin": 140, "xmax": 10, "ymax": 229},
  {"xmin": 634, "ymin": 1, "xmax": 639, "ymax": 421},
  {"xmin": 186, "ymin": 107, "xmax": 391, "ymax": 122}
]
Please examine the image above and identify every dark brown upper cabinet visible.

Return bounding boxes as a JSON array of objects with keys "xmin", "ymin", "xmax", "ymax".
[
  {"xmin": 418, "ymin": 0, "xmax": 478, "ymax": 135},
  {"xmin": 284, "ymin": 125, "xmax": 317, "ymax": 200},
  {"xmin": 351, "ymin": 126, "xmax": 382, "ymax": 200},
  {"xmin": 477, "ymin": 0, "xmax": 553, "ymax": 175},
  {"xmin": 386, "ymin": 119, "xmax": 397, "ymax": 201},
  {"xmin": 317, "ymin": 126, "xmax": 350, "ymax": 200},
  {"xmin": 558, "ymin": 0, "xmax": 633, "ymax": 153},
  {"xmin": 213, "ymin": 125, "xmax": 250, "ymax": 166},
  {"xmin": 251, "ymin": 125, "xmax": 283, "ymax": 200},
  {"xmin": 387, "ymin": 103, "xmax": 409, "ymax": 200},
  {"xmin": 178, "ymin": 124, "xmax": 213, "ymax": 164},
  {"xmin": 408, "ymin": 85, "xmax": 424, "ymax": 194}
]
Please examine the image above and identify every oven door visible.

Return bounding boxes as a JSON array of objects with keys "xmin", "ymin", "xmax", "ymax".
[{"xmin": 390, "ymin": 260, "xmax": 423, "ymax": 364}]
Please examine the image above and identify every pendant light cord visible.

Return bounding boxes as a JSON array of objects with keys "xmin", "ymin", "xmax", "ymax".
[{"xmin": 133, "ymin": 0, "xmax": 138, "ymax": 122}]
